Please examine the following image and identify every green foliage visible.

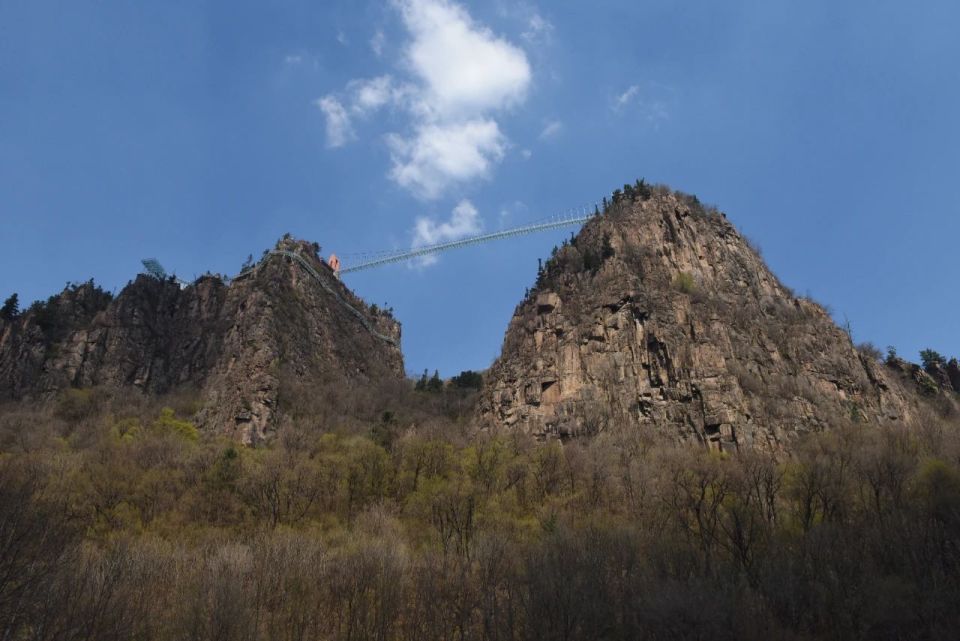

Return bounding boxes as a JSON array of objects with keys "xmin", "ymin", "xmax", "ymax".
[
  {"xmin": 27, "ymin": 280, "xmax": 113, "ymax": 345},
  {"xmin": 370, "ymin": 411, "xmax": 398, "ymax": 450},
  {"xmin": 848, "ymin": 401, "xmax": 866, "ymax": 423},
  {"xmin": 581, "ymin": 248, "xmax": 601, "ymax": 273},
  {"xmin": 208, "ymin": 446, "xmax": 243, "ymax": 492},
  {"xmin": 450, "ymin": 370, "xmax": 483, "ymax": 389},
  {"xmin": 886, "ymin": 345, "xmax": 898, "ymax": 364},
  {"xmin": 109, "ymin": 417, "xmax": 142, "ymax": 442},
  {"xmin": 582, "ymin": 235, "xmax": 615, "ymax": 273},
  {"xmin": 634, "ymin": 177, "xmax": 652, "ymax": 200},
  {"xmin": 918, "ymin": 372, "xmax": 940, "ymax": 396},
  {"xmin": 414, "ymin": 369, "xmax": 428, "ymax": 391},
  {"xmin": 619, "ymin": 179, "xmax": 653, "ymax": 203},
  {"xmin": 673, "ymin": 271, "xmax": 696, "ymax": 295},
  {"xmin": 151, "ymin": 407, "xmax": 199, "ymax": 442},
  {"xmin": 915, "ymin": 459, "xmax": 960, "ymax": 526},
  {"xmin": 533, "ymin": 229, "xmax": 616, "ymax": 285},
  {"xmin": 3, "ymin": 378, "xmax": 960, "ymax": 639},
  {"xmin": 1, "ymin": 293, "xmax": 19, "ymax": 321},
  {"xmin": 414, "ymin": 369, "xmax": 444, "ymax": 393},
  {"xmin": 603, "ymin": 178, "xmax": 654, "ymax": 209},
  {"xmin": 426, "ymin": 370, "xmax": 443, "ymax": 393},
  {"xmin": 920, "ymin": 348, "xmax": 947, "ymax": 372},
  {"xmin": 600, "ymin": 232, "xmax": 615, "ymax": 260}
]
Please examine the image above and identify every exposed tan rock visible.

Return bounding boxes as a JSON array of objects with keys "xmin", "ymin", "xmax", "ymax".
[{"xmin": 480, "ymin": 189, "xmax": 954, "ymax": 450}]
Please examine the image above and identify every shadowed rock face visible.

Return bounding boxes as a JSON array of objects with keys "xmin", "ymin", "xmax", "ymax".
[
  {"xmin": 480, "ymin": 189, "xmax": 954, "ymax": 450},
  {"xmin": 949, "ymin": 360, "xmax": 960, "ymax": 393},
  {"xmin": 0, "ymin": 238, "xmax": 403, "ymax": 443}
]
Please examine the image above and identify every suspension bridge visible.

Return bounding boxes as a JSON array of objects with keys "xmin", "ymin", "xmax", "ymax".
[
  {"xmin": 336, "ymin": 205, "xmax": 598, "ymax": 275},
  {"xmin": 141, "ymin": 205, "xmax": 599, "ymax": 345}
]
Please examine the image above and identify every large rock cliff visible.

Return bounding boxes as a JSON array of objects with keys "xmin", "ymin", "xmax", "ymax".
[
  {"xmin": 480, "ymin": 186, "xmax": 957, "ymax": 450},
  {"xmin": 0, "ymin": 238, "xmax": 403, "ymax": 443}
]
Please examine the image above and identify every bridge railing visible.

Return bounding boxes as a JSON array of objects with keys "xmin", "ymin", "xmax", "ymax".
[{"xmin": 339, "ymin": 208, "xmax": 597, "ymax": 274}]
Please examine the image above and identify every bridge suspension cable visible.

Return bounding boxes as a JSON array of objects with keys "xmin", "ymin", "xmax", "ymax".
[
  {"xmin": 339, "ymin": 207, "xmax": 598, "ymax": 275},
  {"xmin": 142, "ymin": 205, "xmax": 597, "ymax": 347}
]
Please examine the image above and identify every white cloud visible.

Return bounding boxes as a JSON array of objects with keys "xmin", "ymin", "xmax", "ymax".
[
  {"xmin": 370, "ymin": 30, "xmax": 387, "ymax": 57},
  {"xmin": 413, "ymin": 199, "xmax": 482, "ymax": 246},
  {"xmin": 349, "ymin": 75, "xmax": 397, "ymax": 114},
  {"xmin": 317, "ymin": 77, "xmax": 408, "ymax": 147},
  {"xmin": 315, "ymin": 96, "xmax": 354, "ymax": 148},
  {"xmin": 615, "ymin": 85, "xmax": 641, "ymax": 110},
  {"xmin": 520, "ymin": 148, "xmax": 532, "ymax": 159},
  {"xmin": 640, "ymin": 101, "xmax": 670, "ymax": 127},
  {"xmin": 410, "ymin": 199, "xmax": 483, "ymax": 266},
  {"xmin": 498, "ymin": 200, "xmax": 528, "ymax": 227},
  {"xmin": 539, "ymin": 119, "xmax": 562, "ymax": 140},
  {"xmin": 521, "ymin": 12, "xmax": 554, "ymax": 44},
  {"xmin": 388, "ymin": 120, "xmax": 506, "ymax": 200},
  {"xmin": 316, "ymin": 0, "xmax": 532, "ymax": 200},
  {"xmin": 395, "ymin": 0, "xmax": 531, "ymax": 120},
  {"xmin": 284, "ymin": 54, "xmax": 303, "ymax": 65},
  {"xmin": 496, "ymin": 2, "xmax": 554, "ymax": 45},
  {"xmin": 337, "ymin": 30, "xmax": 349, "ymax": 46},
  {"xmin": 613, "ymin": 83, "xmax": 672, "ymax": 129}
]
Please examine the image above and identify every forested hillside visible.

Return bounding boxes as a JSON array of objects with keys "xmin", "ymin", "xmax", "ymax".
[{"xmin": 2, "ymin": 377, "xmax": 959, "ymax": 640}]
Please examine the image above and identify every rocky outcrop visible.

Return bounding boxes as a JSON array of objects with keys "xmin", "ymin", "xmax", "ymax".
[
  {"xmin": 480, "ymin": 188, "xmax": 953, "ymax": 450},
  {"xmin": 949, "ymin": 359, "xmax": 960, "ymax": 393},
  {"xmin": 0, "ymin": 238, "xmax": 403, "ymax": 442}
]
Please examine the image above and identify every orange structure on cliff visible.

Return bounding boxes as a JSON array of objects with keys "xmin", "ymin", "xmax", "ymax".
[{"xmin": 327, "ymin": 253, "xmax": 341, "ymax": 275}]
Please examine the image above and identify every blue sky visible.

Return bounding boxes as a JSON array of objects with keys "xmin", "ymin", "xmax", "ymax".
[{"xmin": 1, "ymin": 0, "xmax": 958, "ymax": 377}]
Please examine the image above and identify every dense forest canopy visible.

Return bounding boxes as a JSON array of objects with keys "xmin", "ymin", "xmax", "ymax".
[{"xmin": 1, "ymin": 377, "xmax": 959, "ymax": 641}]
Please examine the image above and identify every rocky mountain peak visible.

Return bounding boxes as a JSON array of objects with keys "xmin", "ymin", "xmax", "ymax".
[
  {"xmin": 0, "ymin": 237, "xmax": 403, "ymax": 443},
  {"xmin": 480, "ymin": 185, "xmax": 954, "ymax": 450}
]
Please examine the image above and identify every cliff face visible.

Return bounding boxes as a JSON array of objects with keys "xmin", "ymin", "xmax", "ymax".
[
  {"xmin": 480, "ymin": 189, "xmax": 956, "ymax": 450},
  {"xmin": 0, "ymin": 238, "xmax": 403, "ymax": 443}
]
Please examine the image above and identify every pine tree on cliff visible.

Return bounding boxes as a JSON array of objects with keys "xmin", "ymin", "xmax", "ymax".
[
  {"xmin": 415, "ymin": 369, "xmax": 429, "ymax": 391},
  {"xmin": 1, "ymin": 293, "xmax": 19, "ymax": 321},
  {"xmin": 920, "ymin": 349, "xmax": 947, "ymax": 374},
  {"xmin": 427, "ymin": 370, "xmax": 444, "ymax": 393}
]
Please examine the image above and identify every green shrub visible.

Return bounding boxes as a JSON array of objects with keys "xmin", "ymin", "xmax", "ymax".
[
  {"xmin": 920, "ymin": 349, "xmax": 947, "ymax": 373},
  {"xmin": 151, "ymin": 407, "xmax": 199, "ymax": 442},
  {"xmin": 918, "ymin": 373, "xmax": 939, "ymax": 396},
  {"xmin": 601, "ymin": 232, "xmax": 615, "ymax": 260},
  {"xmin": 673, "ymin": 272, "xmax": 696, "ymax": 295}
]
